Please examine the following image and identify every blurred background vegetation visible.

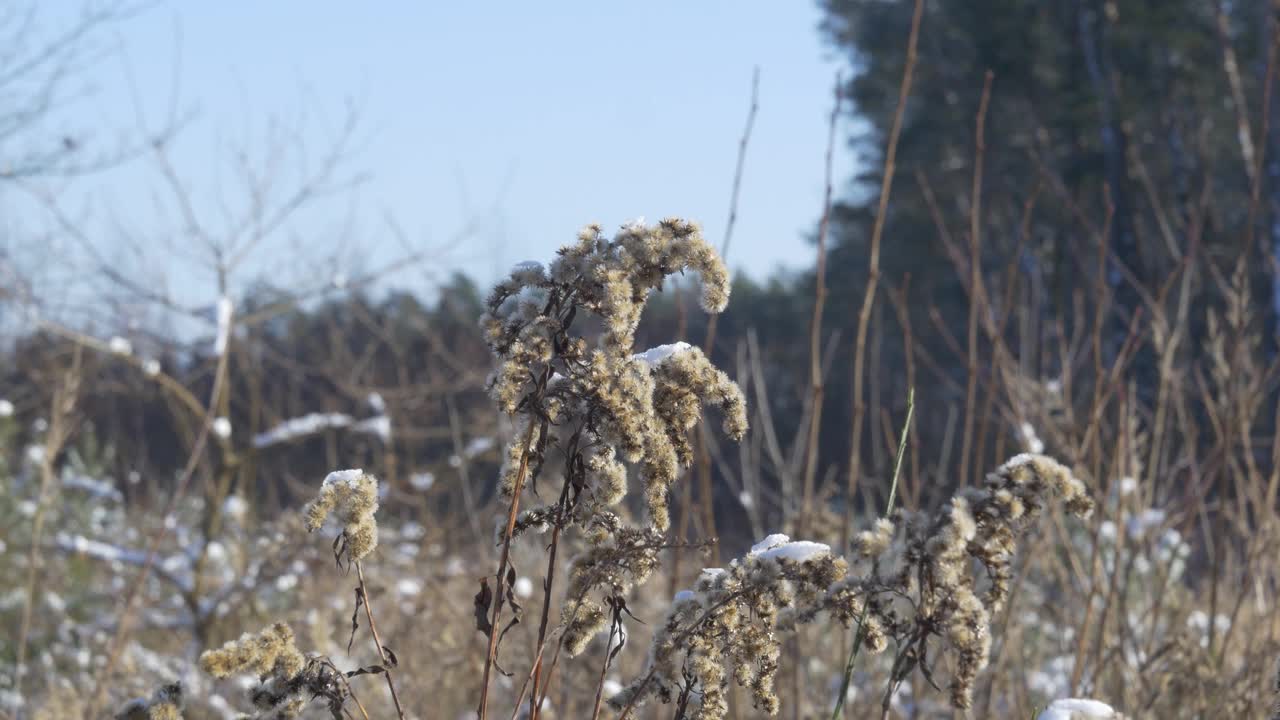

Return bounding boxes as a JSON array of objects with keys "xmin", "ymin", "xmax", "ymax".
[
  {"xmin": 5, "ymin": 0, "xmax": 1277, "ymax": 541},
  {"xmin": 3, "ymin": 1, "xmax": 1280, "ymax": 717}
]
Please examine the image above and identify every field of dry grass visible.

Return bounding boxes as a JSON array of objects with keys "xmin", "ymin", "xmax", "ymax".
[{"xmin": 3, "ymin": 211, "xmax": 1280, "ymax": 720}]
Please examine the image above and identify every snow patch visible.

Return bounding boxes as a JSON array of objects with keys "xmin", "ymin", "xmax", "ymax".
[
  {"xmin": 756, "ymin": 541, "xmax": 831, "ymax": 563},
  {"xmin": 253, "ymin": 412, "xmax": 353, "ymax": 448},
  {"xmin": 212, "ymin": 417, "xmax": 232, "ymax": 440},
  {"xmin": 749, "ymin": 534, "xmax": 792, "ymax": 555},
  {"xmin": 214, "ymin": 296, "xmax": 234, "ymax": 356},
  {"xmin": 514, "ymin": 577, "xmax": 534, "ymax": 599},
  {"xmin": 354, "ymin": 414, "xmax": 392, "ymax": 442},
  {"xmin": 322, "ymin": 469, "xmax": 364, "ymax": 489},
  {"xmin": 1036, "ymin": 698, "xmax": 1119, "ymax": 719},
  {"xmin": 1019, "ymin": 421, "xmax": 1045, "ymax": 454},
  {"xmin": 632, "ymin": 342, "xmax": 691, "ymax": 369},
  {"xmin": 1125, "ymin": 509, "xmax": 1166, "ymax": 540},
  {"xmin": 410, "ymin": 472, "xmax": 435, "ymax": 491},
  {"xmin": 61, "ymin": 474, "xmax": 123, "ymax": 502}
]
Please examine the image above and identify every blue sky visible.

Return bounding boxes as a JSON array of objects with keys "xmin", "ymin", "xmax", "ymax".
[{"xmin": 13, "ymin": 2, "xmax": 854, "ymax": 318}]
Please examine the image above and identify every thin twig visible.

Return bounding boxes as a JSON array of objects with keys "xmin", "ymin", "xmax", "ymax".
[
  {"xmin": 355, "ymin": 562, "xmax": 407, "ymax": 719},
  {"xmin": 528, "ymin": 472, "xmax": 573, "ymax": 720},
  {"xmin": 844, "ymin": 0, "xmax": 924, "ymax": 556},
  {"xmin": 801, "ymin": 73, "xmax": 843, "ymax": 533},
  {"xmin": 702, "ymin": 65, "xmax": 760, "ymax": 358},
  {"xmin": 588, "ymin": 618, "xmax": 621, "ymax": 720},
  {"xmin": 477, "ymin": 419, "xmax": 539, "ymax": 720},
  {"xmin": 957, "ymin": 70, "xmax": 994, "ymax": 489},
  {"xmin": 320, "ymin": 657, "xmax": 372, "ymax": 720}
]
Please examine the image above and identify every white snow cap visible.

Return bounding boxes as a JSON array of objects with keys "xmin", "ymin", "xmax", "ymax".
[
  {"xmin": 1125, "ymin": 508, "xmax": 1166, "ymax": 540},
  {"xmin": 354, "ymin": 414, "xmax": 392, "ymax": 443},
  {"xmin": 633, "ymin": 342, "xmax": 692, "ymax": 369},
  {"xmin": 747, "ymin": 533, "xmax": 831, "ymax": 563},
  {"xmin": 254, "ymin": 412, "xmax": 351, "ymax": 448},
  {"xmin": 757, "ymin": 541, "xmax": 831, "ymax": 562},
  {"xmin": 222, "ymin": 494, "xmax": 249, "ymax": 520},
  {"xmin": 212, "ymin": 417, "xmax": 232, "ymax": 440},
  {"xmin": 409, "ymin": 472, "xmax": 435, "ymax": 491},
  {"xmin": 699, "ymin": 568, "xmax": 726, "ymax": 582},
  {"xmin": 750, "ymin": 534, "xmax": 792, "ymax": 554},
  {"xmin": 108, "ymin": 336, "xmax": 132, "ymax": 356},
  {"xmin": 323, "ymin": 469, "xmax": 365, "ymax": 488},
  {"xmin": 513, "ymin": 576, "xmax": 534, "ymax": 599},
  {"xmin": 215, "ymin": 296, "xmax": 234, "ymax": 356},
  {"xmin": 1019, "ymin": 421, "xmax": 1045, "ymax": 453},
  {"xmin": 1037, "ymin": 698, "xmax": 1121, "ymax": 720}
]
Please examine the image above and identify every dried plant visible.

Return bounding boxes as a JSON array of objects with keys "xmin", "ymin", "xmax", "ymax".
[
  {"xmin": 474, "ymin": 218, "xmax": 747, "ymax": 717},
  {"xmin": 303, "ymin": 469, "xmax": 380, "ymax": 565},
  {"xmin": 199, "ymin": 623, "xmax": 303, "ymax": 718},
  {"xmin": 114, "ymin": 682, "xmax": 184, "ymax": 720},
  {"xmin": 196, "ymin": 469, "xmax": 405, "ymax": 719},
  {"xmin": 613, "ymin": 454, "xmax": 1094, "ymax": 719}
]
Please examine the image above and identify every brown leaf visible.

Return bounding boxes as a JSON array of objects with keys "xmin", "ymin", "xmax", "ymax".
[
  {"xmin": 347, "ymin": 587, "xmax": 364, "ymax": 654},
  {"xmin": 473, "ymin": 578, "xmax": 493, "ymax": 635}
]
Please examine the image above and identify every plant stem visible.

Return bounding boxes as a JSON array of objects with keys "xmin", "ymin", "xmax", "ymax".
[
  {"xmin": 478, "ymin": 419, "xmax": 538, "ymax": 720},
  {"xmin": 844, "ymin": 0, "xmax": 924, "ymax": 555},
  {"xmin": 529, "ymin": 472, "xmax": 572, "ymax": 720},
  {"xmin": 356, "ymin": 562, "xmax": 406, "ymax": 719},
  {"xmin": 588, "ymin": 621, "xmax": 620, "ymax": 720},
  {"xmin": 831, "ymin": 388, "xmax": 914, "ymax": 720}
]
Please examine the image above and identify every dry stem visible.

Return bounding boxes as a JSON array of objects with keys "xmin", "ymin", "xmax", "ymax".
[
  {"xmin": 844, "ymin": 0, "xmax": 924, "ymax": 552},
  {"xmin": 356, "ymin": 562, "xmax": 407, "ymax": 719},
  {"xmin": 477, "ymin": 419, "xmax": 538, "ymax": 720}
]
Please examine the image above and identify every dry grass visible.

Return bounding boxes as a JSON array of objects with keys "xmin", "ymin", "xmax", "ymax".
[
  {"xmin": 2, "ymin": 201, "xmax": 1278, "ymax": 720},
  {"xmin": 3, "ymin": 4, "xmax": 1280, "ymax": 716}
]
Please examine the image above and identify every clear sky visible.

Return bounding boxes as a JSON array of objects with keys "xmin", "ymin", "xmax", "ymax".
[{"xmin": 12, "ymin": 1, "xmax": 854, "ymax": 320}]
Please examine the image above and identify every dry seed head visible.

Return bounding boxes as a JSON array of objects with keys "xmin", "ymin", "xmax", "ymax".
[
  {"xmin": 612, "ymin": 538, "xmax": 844, "ymax": 715},
  {"xmin": 199, "ymin": 624, "xmax": 353, "ymax": 718},
  {"xmin": 303, "ymin": 469, "xmax": 380, "ymax": 561},
  {"xmin": 198, "ymin": 622, "xmax": 306, "ymax": 680},
  {"xmin": 481, "ymin": 218, "xmax": 744, "ymax": 531},
  {"xmin": 481, "ymin": 217, "xmax": 745, "ymax": 658},
  {"xmin": 617, "ymin": 454, "xmax": 1095, "ymax": 717},
  {"xmin": 113, "ymin": 683, "xmax": 184, "ymax": 720},
  {"xmin": 562, "ymin": 598, "xmax": 609, "ymax": 657},
  {"xmin": 854, "ymin": 517, "xmax": 896, "ymax": 558}
]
